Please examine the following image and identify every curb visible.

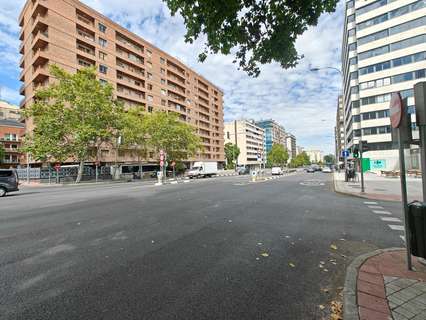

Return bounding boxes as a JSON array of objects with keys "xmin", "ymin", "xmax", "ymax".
[{"xmin": 343, "ymin": 247, "xmax": 404, "ymax": 320}]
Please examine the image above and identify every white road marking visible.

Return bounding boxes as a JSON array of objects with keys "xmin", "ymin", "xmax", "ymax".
[
  {"xmin": 380, "ymin": 217, "xmax": 402, "ymax": 222},
  {"xmin": 400, "ymin": 235, "xmax": 406, "ymax": 242},
  {"xmin": 389, "ymin": 225, "xmax": 405, "ymax": 231},
  {"xmin": 364, "ymin": 201, "xmax": 378, "ymax": 205},
  {"xmin": 368, "ymin": 205, "xmax": 384, "ymax": 209},
  {"xmin": 373, "ymin": 210, "xmax": 392, "ymax": 215}
]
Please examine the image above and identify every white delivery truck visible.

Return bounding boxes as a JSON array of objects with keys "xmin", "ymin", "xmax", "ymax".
[{"xmin": 187, "ymin": 161, "xmax": 218, "ymax": 178}]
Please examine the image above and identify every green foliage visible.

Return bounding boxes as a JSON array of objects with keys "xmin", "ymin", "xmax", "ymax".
[
  {"xmin": 119, "ymin": 106, "xmax": 148, "ymax": 159},
  {"xmin": 224, "ymin": 142, "xmax": 240, "ymax": 169},
  {"xmin": 144, "ymin": 111, "xmax": 201, "ymax": 162},
  {"xmin": 164, "ymin": 0, "xmax": 338, "ymax": 76},
  {"xmin": 267, "ymin": 144, "xmax": 288, "ymax": 167},
  {"xmin": 0, "ymin": 143, "xmax": 4, "ymax": 163},
  {"xmin": 174, "ymin": 161, "xmax": 187, "ymax": 174},
  {"xmin": 23, "ymin": 65, "xmax": 123, "ymax": 181},
  {"xmin": 290, "ymin": 151, "xmax": 311, "ymax": 167}
]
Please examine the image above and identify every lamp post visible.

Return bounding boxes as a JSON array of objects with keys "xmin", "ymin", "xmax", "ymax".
[{"xmin": 309, "ymin": 66, "xmax": 346, "ymax": 170}]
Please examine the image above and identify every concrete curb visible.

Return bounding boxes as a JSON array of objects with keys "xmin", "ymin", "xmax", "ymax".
[{"xmin": 343, "ymin": 247, "xmax": 404, "ymax": 320}]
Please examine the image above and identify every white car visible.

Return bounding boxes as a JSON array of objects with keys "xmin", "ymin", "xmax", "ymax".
[
  {"xmin": 271, "ymin": 167, "xmax": 283, "ymax": 175},
  {"xmin": 322, "ymin": 167, "xmax": 332, "ymax": 173}
]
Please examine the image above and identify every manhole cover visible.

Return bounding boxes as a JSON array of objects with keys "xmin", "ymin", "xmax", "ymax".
[{"xmin": 300, "ymin": 180, "xmax": 325, "ymax": 186}]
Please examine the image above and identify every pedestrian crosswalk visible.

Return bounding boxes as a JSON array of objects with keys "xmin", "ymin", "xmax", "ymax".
[{"xmin": 363, "ymin": 201, "xmax": 406, "ymax": 243}]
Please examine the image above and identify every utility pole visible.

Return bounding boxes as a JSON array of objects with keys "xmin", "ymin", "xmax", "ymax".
[
  {"xmin": 359, "ymin": 140, "xmax": 365, "ymax": 193},
  {"xmin": 234, "ymin": 120, "xmax": 238, "ymax": 171}
]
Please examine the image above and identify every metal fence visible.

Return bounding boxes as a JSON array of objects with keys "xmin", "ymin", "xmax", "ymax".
[{"xmin": 16, "ymin": 166, "xmax": 112, "ymax": 182}]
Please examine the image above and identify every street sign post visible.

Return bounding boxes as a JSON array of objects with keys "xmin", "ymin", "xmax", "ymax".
[
  {"xmin": 359, "ymin": 140, "xmax": 367, "ymax": 193},
  {"xmin": 414, "ymin": 82, "xmax": 426, "ymax": 202},
  {"xmin": 390, "ymin": 92, "xmax": 412, "ymax": 270},
  {"xmin": 54, "ymin": 163, "xmax": 61, "ymax": 184}
]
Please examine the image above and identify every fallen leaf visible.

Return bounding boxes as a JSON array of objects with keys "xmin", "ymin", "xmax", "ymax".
[
  {"xmin": 330, "ymin": 244, "xmax": 338, "ymax": 250},
  {"xmin": 260, "ymin": 253, "xmax": 269, "ymax": 257},
  {"xmin": 289, "ymin": 262, "xmax": 295, "ymax": 268}
]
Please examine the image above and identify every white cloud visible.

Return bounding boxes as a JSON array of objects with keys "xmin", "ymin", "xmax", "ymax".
[{"xmin": 0, "ymin": 0, "xmax": 344, "ymax": 154}]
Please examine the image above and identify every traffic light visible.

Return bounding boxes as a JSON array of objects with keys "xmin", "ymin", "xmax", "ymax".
[{"xmin": 353, "ymin": 148, "xmax": 359, "ymax": 158}]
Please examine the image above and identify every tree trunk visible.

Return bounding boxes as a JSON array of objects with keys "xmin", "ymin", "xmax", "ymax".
[{"xmin": 75, "ymin": 159, "xmax": 84, "ymax": 183}]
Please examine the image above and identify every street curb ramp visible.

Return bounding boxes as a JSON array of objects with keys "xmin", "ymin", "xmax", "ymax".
[{"xmin": 343, "ymin": 247, "xmax": 404, "ymax": 320}]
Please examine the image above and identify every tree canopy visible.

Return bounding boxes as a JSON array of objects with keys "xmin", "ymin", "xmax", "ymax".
[
  {"xmin": 164, "ymin": 0, "xmax": 338, "ymax": 76},
  {"xmin": 290, "ymin": 151, "xmax": 311, "ymax": 167},
  {"xmin": 224, "ymin": 142, "xmax": 240, "ymax": 169},
  {"xmin": 323, "ymin": 154, "xmax": 335, "ymax": 164},
  {"xmin": 267, "ymin": 144, "xmax": 288, "ymax": 167},
  {"xmin": 23, "ymin": 65, "xmax": 124, "ymax": 182}
]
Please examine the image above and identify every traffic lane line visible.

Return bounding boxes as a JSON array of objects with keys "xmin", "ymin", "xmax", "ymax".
[
  {"xmin": 380, "ymin": 217, "xmax": 402, "ymax": 222},
  {"xmin": 368, "ymin": 205, "xmax": 384, "ymax": 209},
  {"xmin": 389, "ymin": 225, "xmax": 405, "ymax": 231},
  {"xmin": 373, "ymin": 210, "xmax": 392, "ymax": 215}
]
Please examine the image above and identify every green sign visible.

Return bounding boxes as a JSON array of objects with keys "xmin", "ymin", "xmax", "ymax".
[
  {"xmin": 362, "ymin": 158, "xmax": 370, "ymax": 173},
  {"xmin": 370, "ymin": 159, "xmax": 386, "ymax": 170}
]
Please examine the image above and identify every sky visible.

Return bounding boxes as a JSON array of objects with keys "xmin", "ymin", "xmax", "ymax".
[{"xmin": 0, "ymin": 0, "xmax": 345, "ymax": 154}]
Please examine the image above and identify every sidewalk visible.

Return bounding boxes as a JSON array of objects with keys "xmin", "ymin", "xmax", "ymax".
[
  {"xmin": 344, "ymin": 249, "xmax": 426, "ymax": 320},
  {"xmin": 333, "ymin": 172, "xmax": 423, "ymax": 202}
]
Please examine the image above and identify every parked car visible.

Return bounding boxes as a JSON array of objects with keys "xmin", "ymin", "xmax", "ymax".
[
  {"xmin": 236, "ymin": 166, "xmax": 250, "ymax": 175},
  {"xmin": 322, "ymin": 167, "xmax": 332, "ymax": 173},
  {"xmin": 0, "ymin": 169, "xmax": 19, "ymax": 197},
  {"xmin": 306, "ymin": 166, "xmax": 315, "ymax": 173},
  {"xmin": 271, "ymin": 167, "xmax": 283, "ymax": 175}
]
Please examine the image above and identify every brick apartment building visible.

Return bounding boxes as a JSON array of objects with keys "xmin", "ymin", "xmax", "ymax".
[
  {"xmin": 18, "ymin": 0, "xmax": 225, "ymax": 167},
  {"xmin": 0, "ymin": 119, "xmax": 25, "ymax": 168}
]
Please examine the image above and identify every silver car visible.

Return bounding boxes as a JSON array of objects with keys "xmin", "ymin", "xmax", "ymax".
[{"xmin": 0, "ymin": 169, "xmax": 19, "ymax": 197}]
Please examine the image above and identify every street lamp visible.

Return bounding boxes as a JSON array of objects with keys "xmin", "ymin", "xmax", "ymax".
[{"xmin": 309, "ymin": 65, "xmax": 347, "ymax": 170}]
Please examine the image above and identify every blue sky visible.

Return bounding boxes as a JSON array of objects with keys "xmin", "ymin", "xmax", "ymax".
[{"xmin": 0, "ymin": 0, "xmax": 345, "ymax": 154}]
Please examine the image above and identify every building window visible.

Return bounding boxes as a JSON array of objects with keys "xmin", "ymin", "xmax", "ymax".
[
  {"xmin": 99, "ymin": 79, "xmax": 108, "ymax": 85},
  {"xmin": 99, "ymin": 51, "xmax": 107, "ymax": 60},
  {"xmin": 347, "ymin": 14, "xmax": 355, "ymax": 23},
  {"xmin": 98, "ymin": 23, "xmax": 106, "ymax": 33},
  {"xmin": 147, "ymin": 95, "xmax": 153, "ymax": 102},
  {"xmin": 147, "ymin": 73, "xmax": 153, "ymax": 80},
  {"xmin": 161, "ymin": 89, "xmax": 166, "ymax": 96},
  {"xmin": 147, "ymin": 83, "xmax": 153, "ymax": 90},
  {"xmin": 99, "ymin": 64, "xmax": 108, "ymax": 74},
  {"xmin": 161, "ymin": 78, "xmax": 165, "ymax": 84},
  {"xmin": 147, "ymin": 61, "xmax": 152, "ymax": 68},
  {"xmin": 99, "ymin": 37, "xmax": 107, "ymax": 47},
  {"xmin": 348, "ymin": 42, "xmax": 357, "ymax": 51},
  {"xmin": 160, "ymin": 57, "xmax": 165, "ymax": 64},
  {"xmin": 160, "ymin": 68, "xmax": 165, "ymax": 75},
  {"xmin": 148, "ymin": 106, "xmax": 153, "ymax": 112},
  {"xmin": 161, "ymin": 99, "xmax": 166, "ymax": 106},
  {"xmin": 146, "ymin": 49, "xmax": 152, "ymax": 58}
]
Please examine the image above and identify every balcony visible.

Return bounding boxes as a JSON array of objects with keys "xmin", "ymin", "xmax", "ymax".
[
  {"xmin": 32, "ymin": 30, "xmax": 48, "ymax": 51},
  {"xmin": 31, "ymin": 3, "xmax": 48, "ymax": 20},
  {"xmin": 198, "ymin": 86, "xmax": 209, "ymax": 98},
  {"xmin": 116, "ymin": 58, "xmax": 145, "ymax": 78},
  {"xmin": 116, "ymin": 32, "xmax": 144, "ymax": 55},
  {"xmin": 19, "ymin": 69, "xmax": 25, "ymax": 82},
  {"xmin": 167, "ymin": 80, "xmax": 185, "ymax": 95},
  {"xmin": 167, "ymin": 69, "xmax": 185, "ymax": 85},
  {"xmin": 19, "ymin": 84, "xmax": 25, "ymax": 95},
  {"xmin": 76, "ymin": 25, "xmax": 95, "ymax": 43},
  {"xmin": 76, "ymin": 40, "xmax": 95, "ymax": 57},
  {"xmin": 19, "ymin": 56, "xmax": 25, "ymax": 69},
  {"xmin": 167, "ymin": 60, "xmax": 185, "ymax": 76},
  {"xmin": 116, "ymin": 84, "xmax": 146, "ymax": 101},
  {"xmin": 19, "ymin": 29, "xmax": 24, "ymax": 41},
  {"xmin": 76, "ymin": 9, "xmax": 95, "ymax": 28},
  {"xmin": 19, "ymin": 98, "xmax": 26, "ymax": 108},
  {"xmin": 116, "ymin": 45, "xmax": 144, "ymax": 66},
  {"xmin": 19, "ymin": 42, "xmax": 25, "ymax": 55},
  {"xmin": 32, "ymin": 64, "xmax": 49, "ymax": 84},
  {"xmin": 32, "ymin": 47, "xmax": 49, "ymax": 68},
  {"xmin": 77, "ymin": 55, "xmax": 95, "ymax": 68},
  {"xmin": 116, "ymin": 71, "xmax": 145, "ymax": 90},
  {"xmin": 167, "ymin": 91, "xmax": 185, "ymax": 103}
]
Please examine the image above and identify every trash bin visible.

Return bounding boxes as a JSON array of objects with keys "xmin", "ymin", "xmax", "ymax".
[{"xmin": 408, "ymin": 201, "xmax": 426, "ymax": 258}]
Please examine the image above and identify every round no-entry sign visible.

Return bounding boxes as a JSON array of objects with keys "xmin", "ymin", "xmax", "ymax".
[
  {"xmin": 389, "ymin": 92, "xmax": 403, "ymax": 129},
  {"xmin": 160, "ymin": 160, "xmax": 164, "ymax": 167},
  {"xmin": 54, "ymin": 163, "xmax": 61, "ymax": 171}
]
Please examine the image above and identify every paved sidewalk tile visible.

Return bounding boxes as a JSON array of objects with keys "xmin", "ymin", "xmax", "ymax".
[{"xmin": 352, "ymin": 250, "xmax": 426, "ymax": 320}]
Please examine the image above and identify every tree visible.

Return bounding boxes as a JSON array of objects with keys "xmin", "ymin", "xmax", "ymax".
[
  {"xmin": 290, "ymin": 151, "xmax": 311, "ymax": 167},
  {"xmin": 144, "ymin": 111, "xmax": 201, "ymax": 163},
  {"xmin": 0, "ymin": 143, "xmax": 4, "ymax": 164},
  {"xmin": 224, "ymin": 142, "xmax": 240, "ymax": 169},
  {"xmin": 119, "ymin": 107, "xmax": 149, "ymax": 176},
  {"xmin": 267, "ymin": 144, "xmax": 288, "ymax": 167},
  {"xmin": 23, "ymin": 65, "xmax": 123, "ymax": 183},
  {"xmin": 165, "ymin": 0, "xmax": 338, "ymax": 76},
  {"xmin": 323, "ymin": 154, "xmax": 335, "ymax": 164}
]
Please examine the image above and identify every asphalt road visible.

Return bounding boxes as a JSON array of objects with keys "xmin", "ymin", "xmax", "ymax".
[{"xmin": 0, "ymin": 172, "xmax": 404, "ymax": 320}]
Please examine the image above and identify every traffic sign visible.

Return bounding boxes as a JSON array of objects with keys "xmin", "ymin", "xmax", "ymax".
[
  {"xmin": 361, "ymin": 140, "xmax": 369, "ymax": 152},
  {"xmin": 390, "ymin": 92, "xmax": 403, "ymax": 129},
  {"xmin": 171, "ymin": 161, "xmax": 176, "ymax": 167},
  {"xmin": 342, "ymin": 150, "xmax": 349, "ymax": 158},
  {"xmin": 353, "ymin": 148, "xmax": 359, "ymax": 159},
  {"xmin": 160, "ymin": 155, "xmax": 164, "ymax": 161},
  {"xmin": 160, "ymin": 160, "xmax": 164, "ymax": 167},
  {"xmin": 160, "ymin": 150, "xmax": 164, "ymax": 156},
  {"xmin": 95, "ymin": 160, "xmax": 100, "ymax": 166},
  {"xmin": 54, "ymin": 163, "xmax": 61, "ymax": 171}
]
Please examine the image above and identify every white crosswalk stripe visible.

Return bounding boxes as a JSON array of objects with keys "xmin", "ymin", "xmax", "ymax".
[
  {"xmin": 389, "ymin": 225, "xmax": 405, "ymax": 231},
  {"xmin": 400, "ymin": 235, "xmax": 406, "ymax": 242},
  {"xmin": 368, "ymin": 205, "xmax": 384, "ymax": 209},
  {"xmin": 364, "ymin": 201, "xmax": 378, "ymax": 205},
  {"xmin": 373, "ymin": 210, "xmax": 392, "ymax": 215},
  {"xmin": 380, "ymin": 217, "xmax": 402, "ymax": 222}
]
